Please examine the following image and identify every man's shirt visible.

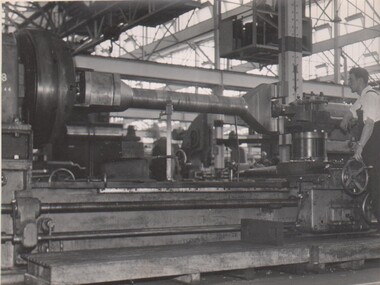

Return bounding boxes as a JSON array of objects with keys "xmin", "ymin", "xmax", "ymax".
[{"xmin": 350, "ymin": 85, "xmax": 380, "ymax": 122}]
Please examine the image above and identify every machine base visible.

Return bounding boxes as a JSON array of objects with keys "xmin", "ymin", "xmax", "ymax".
[{"xmin": 22, "ymin": 233, "xmax": 380, "ymax": 285}]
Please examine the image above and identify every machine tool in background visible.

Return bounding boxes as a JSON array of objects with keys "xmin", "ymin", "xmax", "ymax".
[{"xmin": 1, "ymin": 29, "xmax": 377, "ymax": 284}]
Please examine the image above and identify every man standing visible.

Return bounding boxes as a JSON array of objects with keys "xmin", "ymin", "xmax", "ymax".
[{"xmin": 340, "ymin": 67, "xmax": 380, "ymax": 228}]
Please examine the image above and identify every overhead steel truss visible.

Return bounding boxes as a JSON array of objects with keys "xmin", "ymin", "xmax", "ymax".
[
  {"xmin": 3, "ymin": 0, "xmax": 379, "ymax": 87},
  {"xmin": 2, "ymin": 0, "xmax": 201, "ymax": 54}
]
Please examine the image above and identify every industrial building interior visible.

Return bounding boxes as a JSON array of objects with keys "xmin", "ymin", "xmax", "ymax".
[{"xmin": 1, "ymin": 0, "xmax": 380, "ymax": 284}]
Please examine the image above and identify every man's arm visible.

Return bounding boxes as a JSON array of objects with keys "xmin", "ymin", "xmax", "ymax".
[
  {"xmin": 340, "ymin": 98, "xmax": 361, "ymax": 132},
  {"xmin": 354, "ymin": 118, "xmax": 374, "ymax": 160}
]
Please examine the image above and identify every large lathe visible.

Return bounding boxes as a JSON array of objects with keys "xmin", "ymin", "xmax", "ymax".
[{"xmin": 2, "ymin": 29, "xmax": 379, "ymax": 285}]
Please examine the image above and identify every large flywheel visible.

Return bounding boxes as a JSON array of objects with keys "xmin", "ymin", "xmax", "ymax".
[{"xmin": 16, "ymin": 29, "xmax": 76, "ymax": 147}]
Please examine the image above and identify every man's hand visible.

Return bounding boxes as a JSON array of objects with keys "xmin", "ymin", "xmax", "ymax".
[
  {"xmin": 354, "ymin": 143, "xmax": 363, "ymax": 161},
  {"xmin": 340, "ymin": 117, "xmax": 351, "ymax": 132},
  {"xmin": 340, "ymin": 111, "xmax": 354, "ymax": 132}
]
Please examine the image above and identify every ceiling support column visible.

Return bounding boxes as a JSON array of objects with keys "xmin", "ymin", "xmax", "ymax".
[{"xmin": 333, "ymin": 0, "xmax": 341, "ymax": 84}]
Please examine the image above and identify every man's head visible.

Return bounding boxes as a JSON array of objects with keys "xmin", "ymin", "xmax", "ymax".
[{"xmin": 348, "ymin": 67, "xmax": 369, "ymax": 94}]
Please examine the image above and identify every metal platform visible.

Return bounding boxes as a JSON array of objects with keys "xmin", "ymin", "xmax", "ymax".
[{"xmin": 22, "ymin": 234, "xmax": 380, "ymax": 285}]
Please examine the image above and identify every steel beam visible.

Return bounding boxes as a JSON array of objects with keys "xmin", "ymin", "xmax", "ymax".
[
  {"xmin": 74, "ymin": 54, "xmax": 357, "ymax": 98},
  {"xmin": 230, "ymin": 62, "xmax": 260, "ymax": 72},
  {"xmin": 316, "ymin": 63, "xmax": 380, "ymax": 82},
  {"xmin": 17, "ymin": 2, "xmax": 55, "ymax": 29},
  {"xmin": 74, "ymin": 55, "xmax": 276, "ymax": 91},
  {"xmin": 313, "ymin": 24, "xmax": 380, "ymax": 54}
]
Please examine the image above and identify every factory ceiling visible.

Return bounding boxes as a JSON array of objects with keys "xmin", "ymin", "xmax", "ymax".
[
  {"xmin": 2, "ymin": 0, "xmax": 201, "ymax": 55},
  {"xmin": 2, "ymin": 1, "xmax": 379, "ymax": 86}
]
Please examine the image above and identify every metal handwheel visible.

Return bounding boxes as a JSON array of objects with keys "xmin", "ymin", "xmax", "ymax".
[
  {"xmin": 341, "ymin": 159, "xmax": 369, "ymax": 196},
  {"xmin": 362, "ymin": 192, "xmax": 376, "ymax": 225},
  {"xmin": 175, "ymin": 149, "xmax": 188, "ymax": 165}
]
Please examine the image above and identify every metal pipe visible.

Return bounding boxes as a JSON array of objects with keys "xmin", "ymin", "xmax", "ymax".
[{"xmin": 15, "ymin": 199, "xmax": 297, "ymax": 214}]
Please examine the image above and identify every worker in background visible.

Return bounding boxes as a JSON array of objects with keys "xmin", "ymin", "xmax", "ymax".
[
  {"xmin": 255, "ymin": 151, "xmax": 272, "ymax": 167},
  {"xmin": 340, "ymin": 67, "xmax": 380, "ymax": 229},
  {"xmin": 228, "ymin": 131, "xmax": 246, "ymax": 164},
  {"xmin": 149, "ymin": 123, "xmax": 179, "ymax": 181}
]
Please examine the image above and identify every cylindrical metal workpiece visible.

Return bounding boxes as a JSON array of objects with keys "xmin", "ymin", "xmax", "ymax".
[
  {"xmin": 292, "ymin": 131, "xmax": 327, "ymax": 161},
  {"xmin": 76, "ymin": 74, "xmax": 270, "ymax": 134},
  {"xmin": 80, "ymin": 72, "xmax": 121, "ymax": 106},
  {"xmin": 129, "ymin": 87, "xmax": 270, "ymax": 134}
]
